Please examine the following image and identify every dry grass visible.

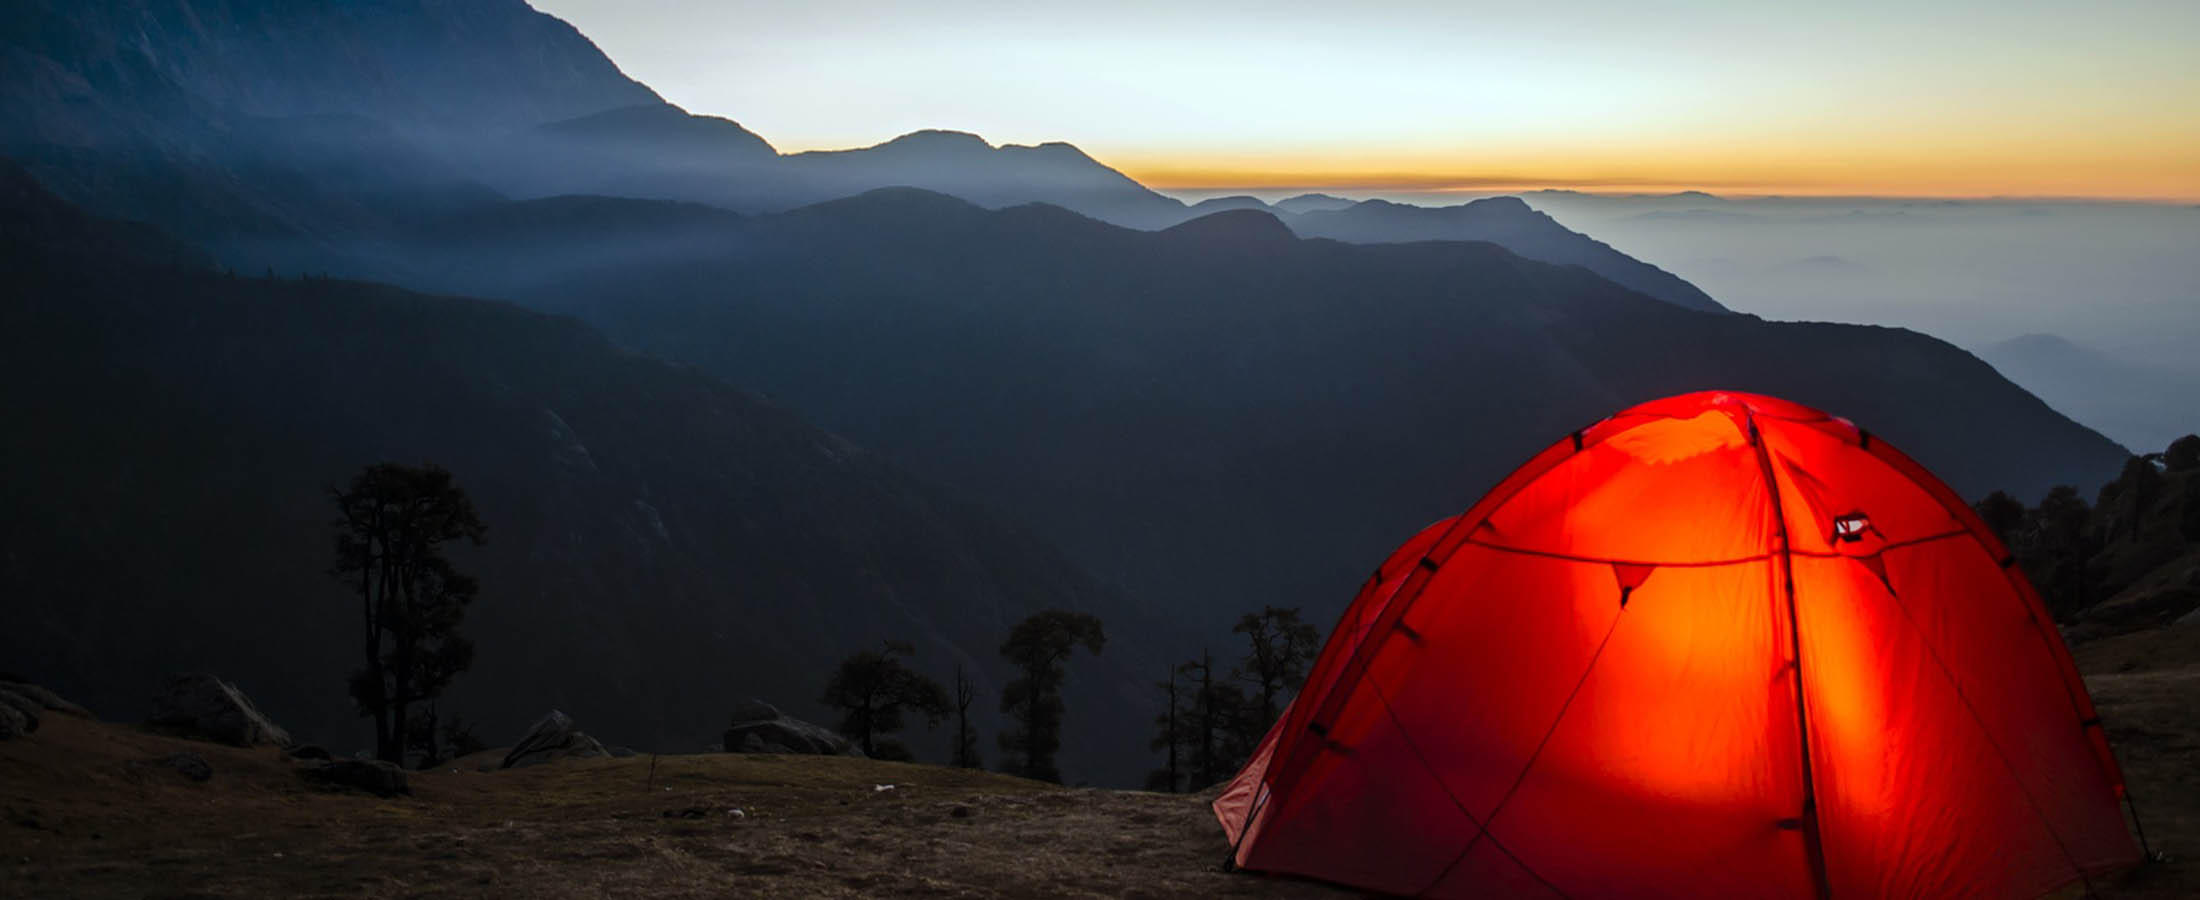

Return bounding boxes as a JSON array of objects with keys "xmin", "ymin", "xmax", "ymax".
[
  {"xmin": 0, "ymin": 716, "xmax": 1339, "ymax": 898},
  {"xmin": 3, "ymin": 628, "xmax": 2193, "ymax": 898}
]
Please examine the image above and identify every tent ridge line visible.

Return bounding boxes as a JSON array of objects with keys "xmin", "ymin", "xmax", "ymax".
[{"xmin": 1745, "ymin": 413, "xmax": 1836, "ymax": 900}]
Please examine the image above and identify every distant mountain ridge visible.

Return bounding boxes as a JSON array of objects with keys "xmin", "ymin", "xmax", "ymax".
[
  {"xmin": 2, "ymin": 0, "xmax": 1729, "ymax": 313},
  {"xmin": 1979, "ymin": 334, "xmax": 2200, "ymax": 452}
]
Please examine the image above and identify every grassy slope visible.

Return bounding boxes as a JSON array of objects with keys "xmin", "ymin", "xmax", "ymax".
[
  {"xmin": 3, "ymin": 631, "xmax": 2193, "ymax": 899},
  {"xmin": 0, "ymin": 716, "xmax": 1333, "ymax": 898}
]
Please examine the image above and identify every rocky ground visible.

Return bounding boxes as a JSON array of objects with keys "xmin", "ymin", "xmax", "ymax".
[{"xmin": 2, "ymin": 626, "xmax": 2193, "ymax": 898}]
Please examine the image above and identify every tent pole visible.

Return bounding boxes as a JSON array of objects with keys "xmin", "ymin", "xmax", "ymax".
[{"xmin": 1747, "ymin": 416, "xmax": 1836, "ymax": 900}]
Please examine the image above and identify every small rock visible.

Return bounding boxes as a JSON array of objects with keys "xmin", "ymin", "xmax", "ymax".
[
  {"xmin": 721, "ymin": 700, "xmax": 863, "ymax": 757},
  {"xmin": 148, "ymin": 674, "xmax": 290, "ymax": 747},
  {"xmin": 0, "ymin": 693, "xmax": 39, "ymax": 737},
  {"xmin": 499, "ymin": 711, "xmax": 609, "ymax": 769},
  {"xmin": 0, "ymin": 703, "xmax": 28, "ymax": 740},
  {"xmin": 300, "ymin": 759, "xmax": 409, "ymax": 797},
  {"xmin": 0, "ymin": 683, "xmax": 91, "ymax": 718},
  {"xmin": 608, "ymin": 746, "xmax": 638, "ymax": 758},
  {"xmin": 159, "ymin": 752, "xmax": 212, "ymax": 782}
]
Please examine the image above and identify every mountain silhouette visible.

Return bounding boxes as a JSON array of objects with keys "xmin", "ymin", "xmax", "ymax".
[
  {"xmin": 356, "ymin": 187, "xmax": 2128, "ymax": 665},
  {"xmin": 2, "ymin": 0, "xmax": 1732, "ymax": 314},
  {"xmin": 1272, "ymin": 193, "xmax": 1357, "ymax": 214},
  {"xmin": 1979, "ymin": 334, "xmax": 2200, "ymax": 452},
  {"xmin": 1287, "ymin": 196, "xmax": 1727, "ymax": 312},
  {"xmin": 0, "ymin": 167, "xmax": 1153, "ymax": 784}
]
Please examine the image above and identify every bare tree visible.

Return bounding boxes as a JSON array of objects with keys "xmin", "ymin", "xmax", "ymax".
[{"xmin": 951, "ymin": 663, "xmax": 983, "ymax": 769}]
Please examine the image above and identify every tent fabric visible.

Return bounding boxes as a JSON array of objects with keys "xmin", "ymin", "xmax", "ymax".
[{"xmin": 1215, "ymin": 391, "xmax": 2139, "ymax": 899}]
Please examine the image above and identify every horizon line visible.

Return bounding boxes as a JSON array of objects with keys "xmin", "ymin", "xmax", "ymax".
[{"xmin": 1144, "ymin": 184, "xmax": 2200, "ymax": 205}]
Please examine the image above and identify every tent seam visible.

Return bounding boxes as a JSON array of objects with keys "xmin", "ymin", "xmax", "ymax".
[
  {"xmin": 1864, "ymin": 549, "xmax": 2094, "ymax": 894},
  {"xmin": 1409, "ymin": 607, "xmax": 1626, "ymax": 897},
  {"xmin": 1747, "ymin": 413, "xmax": 1836, "ymax": 900}
]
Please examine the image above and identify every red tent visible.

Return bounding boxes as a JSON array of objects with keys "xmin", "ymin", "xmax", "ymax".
[{"xmin": 1215, "ymin": 391, "xmax": 2140, "ymax": 898}]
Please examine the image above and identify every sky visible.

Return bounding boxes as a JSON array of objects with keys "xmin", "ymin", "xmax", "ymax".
[{"xmin": 532, "ymin": 0, "xmax": 2200, "ymax": 200}]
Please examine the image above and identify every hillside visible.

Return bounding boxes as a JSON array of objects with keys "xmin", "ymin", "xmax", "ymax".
[
  {"xmin": 1980, "ymin": 334, "xmax": 2200, "ymax": 453},
  {"xmin": 361, "ymin": 191, "xmax": 2131, "ymax": 652},
  {"xmin": 3, "ymin": 628, "xmax": 2191, "ymax": 898},
  {"xmin": 0, "ymin": 170, "xmax": 1149, "ymax": 785}
]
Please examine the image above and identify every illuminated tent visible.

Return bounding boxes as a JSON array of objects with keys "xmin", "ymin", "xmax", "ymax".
[{"xmin": 1215, "ymin": 391, "xmax": 2141, "ymax": 898}]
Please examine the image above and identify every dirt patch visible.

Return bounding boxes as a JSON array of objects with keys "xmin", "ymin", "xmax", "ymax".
[{"xmin": 4, "ymin": 632, "xmax": 2194, "ymax": 898}]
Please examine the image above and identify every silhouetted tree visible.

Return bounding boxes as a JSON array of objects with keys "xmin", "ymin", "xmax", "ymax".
[
  {"xmin": 998, "ymin": 610, "xmax": 1105, "ymax": 782},
  {"xmin": 1231, "ymin": 606, "xmax": 1321, "ymax": 730},
  {"xmin": 331, "ymin": 462, "xmax": 485, "ymax": 764},
  {"xmin": 2029, "ymin": 485, "xmax": 2098, "ymax": 620},
  {"xmin": 2098, "ymin": 456, "xmax": 2165, "ymax": 542},
  {"xmin": 1177, "ymin": 650, "xmax": 1251, "ymax": 790},
  {"xmin": 822, "ymin": 640, "xmax": 950, "ymax": 760},
  {"xmin": 1975, "ymin": 490, "xmax": 2027, "ymax": 547},
  {"xmin": 1145, "ymin": 663, "xmax": 1183, "ymax": 793},
  {"xmin": 406, "ymin": 703, "xmax": 444, "ymax": 767},
  {"xmin": 2166, "ymin": 435, "xmax": 2200, "ymax": 473},
  {"xmin": 950, "ymin": 663, "xmax": 983, "ymax": 769}
]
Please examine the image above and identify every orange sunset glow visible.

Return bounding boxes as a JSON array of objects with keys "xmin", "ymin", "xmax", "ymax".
[{"xmin": 538, "ymin": 0, "xmax": 2200, "ymax": 201}]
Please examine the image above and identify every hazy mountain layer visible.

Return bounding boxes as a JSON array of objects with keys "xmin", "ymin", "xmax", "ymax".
[
  {"xmin": 2, "ymin": 0, "xmax": 1728, "ymax": 314},
  {"xmin": 356, "ymin": 191, "xmax": 2129, "ymax": 654},
  {"xmin": 0, "ymin": 170, "xmax": 1153, "ymax": 784}
]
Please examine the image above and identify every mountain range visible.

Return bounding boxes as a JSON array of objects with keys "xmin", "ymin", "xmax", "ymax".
[
  {"xmin": 2, "ymin": 0, "xmax": 1718, "ymax": 313},
  {"xmin": 332, "ymin": 187, "xmax": 2128, "ymax": 665},
  {"xmin": 0, "ymin": 164, "xmax": 1155, "ymax": 781},
  {"xmin": 0, "ymin": 0, "xmax": 2141, "ymax": 787}
]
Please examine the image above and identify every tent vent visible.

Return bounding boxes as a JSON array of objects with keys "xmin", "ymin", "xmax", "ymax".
[{"xmin": 1832, "ymin": 512, "xmax": 1871, "ymax": 543}]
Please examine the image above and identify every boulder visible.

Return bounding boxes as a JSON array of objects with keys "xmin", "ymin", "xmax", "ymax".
[
  {"xmin": 286, "ymin": 744, "xmax": 333, "ymax": 761},
  {"xmin": 301, "ymin": 759, "xmax": 409, "ymax": 797},
  {"xmin": 0, "ymin": 702, "xmax": 28, "ymax": 740},
  {"xmin": 159, "ymin": 752, "xmax": 213, "ymax": 782},
  {"xmin": 499, "ymin": 710, "xmax": 609, "ymax": 769},
  {"xmin": 0, "ymin": 682, "xmax": 91, "ymax": 718},
  {"xmin": 0, "ymin": 689, "xmax": 41, "ymax": 735},
  {"xmin": 721, "ymin": 700, "xmax": 862, "ymax": 756},
  {"xmin": 149, "ymin": 673, "xmax": 290, "ymax": 747}
]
